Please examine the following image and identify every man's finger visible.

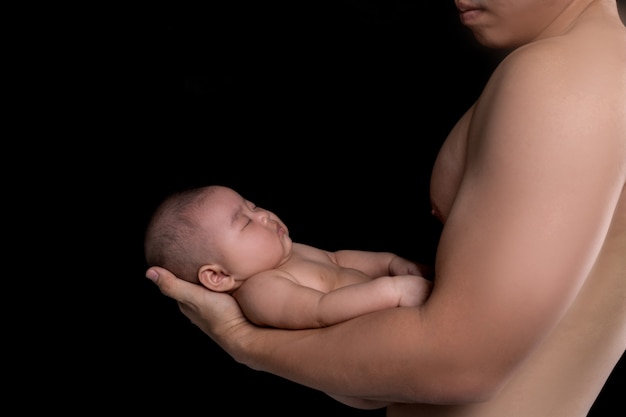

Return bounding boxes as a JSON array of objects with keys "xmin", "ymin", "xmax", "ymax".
[{"xmin": 146, "ymin": 266, "xmax": 200, "ymax": 304}]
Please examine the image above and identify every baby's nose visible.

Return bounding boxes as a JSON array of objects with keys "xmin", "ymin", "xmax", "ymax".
[{"xmin": 256, "ymin": 208, "xmax": 271, "ymax": 223}]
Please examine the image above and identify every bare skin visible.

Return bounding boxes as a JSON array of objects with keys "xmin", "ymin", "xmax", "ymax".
[
  {"xmin": 389, "ymin": 187, "xmax": 626, "ymax": 414},
  {"xmin": 145, "ymin": 185, "xmax": 431, "ymax": 331},
  {"xmin": 234, "ymin": 243, "xmax": 430, "ymax": 329},
  {"xmin": 146, "ymin": 0, "xmax": 626, "ymax": 415},
  {"xmin": 144, "ymin": 185, "xmax": 432, "ymax": 410}
]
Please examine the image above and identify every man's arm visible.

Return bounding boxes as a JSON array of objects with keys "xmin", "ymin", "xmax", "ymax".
[
  {"xmin": 418, "ymin": 41, "xmax": 626, "ymax": 400},
  {"xmin": 326, "ymin": 393, "xmax": 390, "ymax": 410}
]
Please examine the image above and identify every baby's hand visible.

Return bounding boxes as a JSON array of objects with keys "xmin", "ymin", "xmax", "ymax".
[
  {"xmin": 394, "ymin": 275, "xmax": 433, "ymax": 307},
  {"xmin": 388, "ymin": 255, "xmax": 422, "ymax": 276},
  {"xmin": 389, "ymin": 255, "xmax": 435, "ymax": 280}
]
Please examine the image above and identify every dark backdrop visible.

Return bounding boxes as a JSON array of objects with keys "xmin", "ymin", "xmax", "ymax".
[{"xmin": 106, "ymin": 2, "xmax": 624, "ymax": 415}]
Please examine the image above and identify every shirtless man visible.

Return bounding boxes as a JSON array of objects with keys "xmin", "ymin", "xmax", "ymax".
[{"xmin": 146, "ymin": 1, "xmax": 626, "ymax": 416}]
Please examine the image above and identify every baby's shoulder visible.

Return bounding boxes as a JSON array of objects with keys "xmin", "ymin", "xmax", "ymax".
[{"xmin": 292, "ymin": 242, "xmax": 335, "ymax": 263}]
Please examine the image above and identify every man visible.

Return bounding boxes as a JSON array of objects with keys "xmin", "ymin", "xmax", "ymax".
[{"xmin": 146, "ymin": 1, "xmax": 626, "ymax": 416}]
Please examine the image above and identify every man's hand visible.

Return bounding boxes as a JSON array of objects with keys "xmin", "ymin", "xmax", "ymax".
[{"xmin": 146, "ymin": 266, "xmax": 251, "ymax": 354}]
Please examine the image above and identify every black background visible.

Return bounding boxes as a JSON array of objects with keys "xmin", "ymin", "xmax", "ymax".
[{"xmin": 98, "ymin": 1, "xmax": 624, "ymax": 415}]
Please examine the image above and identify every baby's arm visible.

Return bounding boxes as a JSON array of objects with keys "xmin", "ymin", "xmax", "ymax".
[
  {"xmin": 235, "ymin": 272, "xmax": 432, "ymax": 329},
  {"xmin": 332, "ymin": 250, "xmax": 431, "ymax": 279}
]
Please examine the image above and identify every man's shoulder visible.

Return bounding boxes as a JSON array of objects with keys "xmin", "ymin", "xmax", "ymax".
[
  {"xmin": 471, "ymin": 33, "xmax": 624, "ymax": 153},
  {"xmin": 496, "ymin": 27, "xmax": 625, "ymax": 86},
  {"xmin": 495, "ymin": 39, "xmax": 571, "ymax": 82},
  {"xmin": 487, "ymin": 35, "xmax": 622, "ymax": 109}
]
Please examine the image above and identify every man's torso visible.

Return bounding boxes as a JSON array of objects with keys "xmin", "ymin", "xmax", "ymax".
[{"xmin": 388, "ymin": 15, "xmax": 626, "ymax": 417}]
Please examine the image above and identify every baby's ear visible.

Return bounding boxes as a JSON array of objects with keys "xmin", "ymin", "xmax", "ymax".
[{"xmin": 198, "ymin": 265, "xmax": 235, "ymax": 292}]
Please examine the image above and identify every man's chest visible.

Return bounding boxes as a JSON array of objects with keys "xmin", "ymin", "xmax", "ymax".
[{"xmin": 429, "ymin": 108, "xmax": 473, "ymax": 223}]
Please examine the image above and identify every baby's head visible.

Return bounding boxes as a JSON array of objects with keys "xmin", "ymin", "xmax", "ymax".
[
  {"xmin": 144, "ymin": 185, "xmax": 220, "ymax": 284},
  {"xmin": 144, "ymin": 185, "xmax": 292, "ymax": 292}
]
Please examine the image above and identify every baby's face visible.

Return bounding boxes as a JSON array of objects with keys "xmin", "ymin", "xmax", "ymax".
[{"xmin": 200, "ymin": 186, "xmax": 293, "ymax": 280}]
